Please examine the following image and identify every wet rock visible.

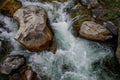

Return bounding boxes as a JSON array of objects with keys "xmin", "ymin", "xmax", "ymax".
[
  {"xmin": 22, "ymin": 66, "xmax": 37, "ymax": 80},
  {"xmin": 70, "ymin": 3, "xmax": 91, "ymax": 18},
  {"xmin": 72, "ymin": 16, "xmax": 92, "ymax": 32},
  {"xmin": 41, "ymin": 75, "xmax": 51, "ymax": 80},
  {"xmin": 38, "ymin": 0, "xmax": 67, "ymax": 3},
  {"xmin": 0, "ymin": 55, "xmax": 26, "ymax": 75},
  {"xmin": 62, "ymin": 64, "xmax": 74, "ymax": 73},
  {"xmin": 0, "ymin": 21, "xmax": 5, "ymax": 28},
  {"xmin": 69, "ymin": 4, "xmax": 92, "ymax": 32},
  {"xmin": 103, "ymin": 21, "xmax": 118, "ymax": 36},
  {"xmin": 49, "ymin": 42, "xmax": 57, "ymax": 54},
  {"xmin": 81, "ymin": 0, "xmax": 101, "ymax": 9},
  {"xmin": 11, "ymin": 73, "xmax": 22, "ymax": 80},
  {"xmin": 79, "ymin": 21, "xmax": 112, "ymax": 41},
  {"xmin": 5, "ymin": 66, "xmax": 38, "ymax": 80},
  {"xmin": 0, "ymin": 0, "xmax": 22, "ymax": 17},
  {"xmin": 13, "ymin": 5, "xmax": 53, "ymax": 52},
  {"xmin": 23, "ymin": 70, "xmax": 36, "ymax": 80},
  {"xmin": 56, "ymin": 0, "xmax": 68, "ymax": 3},
  {"xmin": 92, "ymin": 8, "xmax": 104, "ymax": 18}
]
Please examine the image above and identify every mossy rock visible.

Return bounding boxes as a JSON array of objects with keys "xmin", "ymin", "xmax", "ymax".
[
  {"xmin": 72, "ymin": 15, "xmax": 92, "ymax": 32},
  {"xmin": 68, "ymin": 3, "xmax": 94, "ymax": 32},
  {"xmin": 69, "ymin": 3, "xmax": 91, "ymax": 18},
  {"xmin": 100, "ymin": 0, "xmax": 120, "ymax": 9},
  {"xmin": 94, "ymin": 9, "xmax": 120, "ymax": 22},
  {"xmin": 96, "ymin": 0, "xmax": 120, "ymax": 23},
  {"xmin": 0, "ymin": 0, "xmax": 22, "ymax": 17}
]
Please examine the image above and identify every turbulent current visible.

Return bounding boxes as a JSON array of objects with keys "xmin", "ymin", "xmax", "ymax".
[{"xmin": 0, "ymin": 0, "xmax": 119, "ymax": 80}]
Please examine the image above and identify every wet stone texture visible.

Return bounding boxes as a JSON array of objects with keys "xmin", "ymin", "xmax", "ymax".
[
  {"xmin": 13, "ymin": 5, "xmax": 53, "ymax": 52},
  {"xmin": 0, "ymin": 55, "xmax": 26, "ymax": 75},
  {"xmin": 79, "ymin": 21, "xmax": 113, "ymax": 41},
  {"xmin": 0, "ymin": 55, "xmax": 38, "ymax": 80}
]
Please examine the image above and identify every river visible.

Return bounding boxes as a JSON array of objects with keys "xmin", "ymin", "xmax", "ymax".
[{"xmin": 0, "ymin": 0, "xmax": 119, "ymax": 80}]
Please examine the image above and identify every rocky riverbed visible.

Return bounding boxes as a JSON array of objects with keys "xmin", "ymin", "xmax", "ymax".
[{"xmin": 0, "ymin": 0, "xmax": 120, "ymax": 80}]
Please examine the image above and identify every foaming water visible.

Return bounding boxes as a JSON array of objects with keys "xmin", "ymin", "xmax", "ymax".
[
  {"xmin": 0, "ymin": 13, "xmax": 20, "ymax": 51},
  {"xmin": 0, "ymin": 0, "xmax": 118, "ymax": 80}
]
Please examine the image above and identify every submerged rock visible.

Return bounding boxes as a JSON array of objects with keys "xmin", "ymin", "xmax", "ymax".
[
  {"xmin": 13, "ymin": 5, "xmax": 53, "ymax": 52},
  {"xmin": 11, "ymin": 73, "xmax": 22, "ymax": 80},
  {"xmin": 79, "ymin": 21, "xmax": 112, "ymax": 41},
  {"xmin": 8, "ymin": 66, "xmax": 38, "ymax": 80},
  {"xmin": 0, "ymin": 0, "xmax": 22, "ymax": 17},
  {"xmin": 0, "ymin": 55, "xmax": 26, "ymax": 75},
  {"xmin": 0, "ymin": 21, "xmax": 10, "ymax": 33},
  {"xmin": 49, "ymin": 42, "xmax": 57, "ymax": 54},
  {"xmin": 0, "ymin": 21, "xmax": 5, "ymax": 28}
]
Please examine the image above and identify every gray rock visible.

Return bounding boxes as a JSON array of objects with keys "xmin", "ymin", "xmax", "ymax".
[
  {"xmin": 92, "ymin": 9, "xmax": 103, "ymax": 18},
  {"xmin": 0, "ymin": 55, "xmax": 26, "ymax": 75},
  {"xmin": 11, "ymin": 73, "xmax": 22, "ymax": 80},
  {"xmin": 103, "ymin": 21, "xmax": 118, "ymax": 36}
]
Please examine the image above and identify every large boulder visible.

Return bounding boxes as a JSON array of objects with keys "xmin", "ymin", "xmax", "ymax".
[
  {"xmin": 0, "ymin": 55, "xmax": 26, "ymax": 75},
  {"xmin": 79, "ymin": 21, "xmax": 112, "ymax": 41},
  {"xmin": 0, "ymin": 0, "xmax": 22, "ymax": 17},
  {"xmin": 13, "ymin": 5, "xmax": 53, "ymax": 52},
  {"xmin": 0, "ymin": 54, "xmax": 38, "ymax": 80}
]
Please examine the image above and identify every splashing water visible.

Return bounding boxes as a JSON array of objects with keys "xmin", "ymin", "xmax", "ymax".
[{"xmin": 0, "ymin": 0, "xmax": 119, "ymax": 80}]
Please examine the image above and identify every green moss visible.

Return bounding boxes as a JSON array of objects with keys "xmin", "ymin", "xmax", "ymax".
[
  {"xmin": 99, "ymin": 0, "xmax": 120, "ymax": 21},
  {"xmin": 0, "ymin": 0, "xmax": 4, "ymax": 3},
  {"xmin": 100, "ymin": 0, "xmax": 120, "ymax": 8},
  {"xmin": 70, "ymin": 4, "xmax": 91, "ymax": 19},
  {"xmin": 97, "ymin": 9, "xmax": 120, "ymax": 22},
  {"xmin": 75, "ymin": 15, "xmax": 91, "ymax": 25},
  {"xmin": 72, "ymin": 15, "xmax": 92, "ymax": 32}
]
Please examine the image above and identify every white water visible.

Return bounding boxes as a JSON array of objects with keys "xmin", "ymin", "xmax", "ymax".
[{"xmin": 0, "ymin": 0, "xmax": 118, "ymax": 80}]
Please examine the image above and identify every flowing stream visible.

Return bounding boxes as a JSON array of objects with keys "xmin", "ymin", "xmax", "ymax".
[{"xmin": 0, "ymin": 0, "xmax": 119, "ymax": 80}]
